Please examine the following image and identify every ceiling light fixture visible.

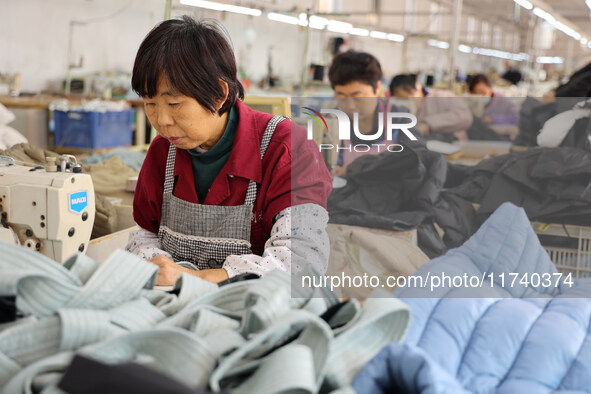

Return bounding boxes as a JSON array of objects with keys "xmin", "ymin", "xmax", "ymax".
[
  {"xmin": 513, "ymin": 0, "xmax": 533, "ymax": 10},
  {"xmin": 180, "ymin": 0, "xmax": 261, "ymax": 16}
]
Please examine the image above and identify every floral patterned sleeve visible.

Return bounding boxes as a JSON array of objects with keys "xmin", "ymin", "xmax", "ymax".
[
  {"xmin": 126, "ymin": 227, "xmax": 173, "ymax": 261},
  {"xmin": 222, "ymin": 203, "xmax": 329, "ymax": 278}
]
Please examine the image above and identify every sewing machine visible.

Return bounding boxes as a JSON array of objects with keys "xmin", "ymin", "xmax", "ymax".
[{"xmin": 0, "ymin": 155, "xmax": 95, "ymax": 263}]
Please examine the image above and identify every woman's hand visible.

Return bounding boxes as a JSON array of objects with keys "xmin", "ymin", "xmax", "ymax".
[
  {"xmin": 148, "ymin": 255, "xmax": 183, "ymax": 286},
  {"xmin": 148, "ymin": 255, "xmax": 230, "ymax": 285},
  {"xmin": 197, "ymin": 268, "xmax": 229, "ymax": 283}
]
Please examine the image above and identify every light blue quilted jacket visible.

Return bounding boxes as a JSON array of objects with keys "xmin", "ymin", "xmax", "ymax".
[{"xmin": 354, "ymin": 202, "xmax": 591, "ymax": 394}]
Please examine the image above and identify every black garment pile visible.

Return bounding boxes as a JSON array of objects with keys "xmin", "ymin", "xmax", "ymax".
[
  {"xmin": 556, "ymin": 62, "xmax": 591, "ymax": 98},
  {"xmin": 58, "ymin": 355, "xmax": 221, "ymax": 394},
  {"xmin": 426, "ymin": 115, "xmax": 509, "ymax": 143},
  {"xmin": 327, "ymin": 145, "xmax": 478, "ymax": 258},
  {"xmin": 514, "ymin": 97, "xmax": 586, "ymax": 148},
  {"xmin": 502, "ymin": 68, "xmax": 523, "ymax": 85},
  {"xmin": 446, "ymin": 147, "xmax": 591, "ymax": 226},
  {"xmin": 327, "ymin": 145, "xmax": 591, "ymax": 259},
  {"xmin": 0, "ymin": 296, "xmax": 16, "ymax": 324}
]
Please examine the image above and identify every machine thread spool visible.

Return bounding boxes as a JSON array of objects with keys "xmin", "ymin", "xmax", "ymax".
[{"xmin": 46, "ymin": 157, "xmax": 58, "ymax": 172}]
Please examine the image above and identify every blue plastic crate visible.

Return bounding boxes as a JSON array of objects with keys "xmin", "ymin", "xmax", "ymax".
[{"xmin": 53, "ymin": 109, "xmax": 135, "ymax": 149}]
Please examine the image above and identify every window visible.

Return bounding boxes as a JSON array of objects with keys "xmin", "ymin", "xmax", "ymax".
[
  {"xmin": 493, "ymin": 25, "xmax": 502, "ymax": 48},
  {"xmin": 467, "ymin": 16, "xmax": 477, "ymax": 43},
  {"xmin": 481, "ymin": 21, "xmax": 490, "ymax": 45},
  {"xmin": 505, "ymin": 31, "xmax": 513, "ymax": 50},
  {"xmin": 405, "ymin": 0, "xmax": 417, "ymax": 33},
  {"xmin": 429, "ymin": 2, "xmax": 441, "ymax": 35},
  {"xmin": 513, "ymin": 32, "xmax": 520, "ymax": 52}
]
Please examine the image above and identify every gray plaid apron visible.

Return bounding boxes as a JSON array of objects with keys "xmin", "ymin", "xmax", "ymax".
[{"xmin": 157, "ymin": 115, "xmax": 286, "ymax": 270}]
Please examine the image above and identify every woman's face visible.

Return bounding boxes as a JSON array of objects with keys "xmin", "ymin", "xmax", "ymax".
[
  {"xmin": 472, "ymin": 82, "xmax": 493, "ymax": 97},
  {"xmin": 334, "ymin": 80, "xmax": 380, "ymax": 121},
  {"xmin": 143, "ymin": 76, "xmax": 227, "ymax": 150}
]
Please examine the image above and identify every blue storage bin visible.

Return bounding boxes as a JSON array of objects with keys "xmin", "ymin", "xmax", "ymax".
[{"xmin": 53, "ymin": 109, "xmax": 135, "ymax": 149}]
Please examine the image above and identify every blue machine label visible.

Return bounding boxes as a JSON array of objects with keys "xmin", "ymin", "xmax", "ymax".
[{"xmin": 69, "ymin": 191, "xmax": 88, "ymax": 213}]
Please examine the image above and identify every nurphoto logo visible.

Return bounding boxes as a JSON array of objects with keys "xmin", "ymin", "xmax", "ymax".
[{"xmin": 303, "ymin": 107, "xmax": 417, "ymax": 153}]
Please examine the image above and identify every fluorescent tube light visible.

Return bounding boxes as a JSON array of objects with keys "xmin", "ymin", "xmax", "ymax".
[
  {"xmin": 180, "ymin": 0, "xmax": 261, "ymax": 16},
  {"xmin": 350, "ymin": 27, "xmax": 369, "ymax": 36},
  {"xmin": 387, "ymin": 33, "xmax": 405, "ymax": 42},
  {"xmin": 370, "ymin": 30, "xmax": 388, "ymax": 39},
  {"xmin": 513, "ymin": 0, "xmax": 533, "ymax": 10}
]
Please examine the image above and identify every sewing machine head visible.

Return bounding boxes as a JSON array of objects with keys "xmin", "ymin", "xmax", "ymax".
[{"xmin": 0, "ymin": 155, "xmax": 95, "ymax": 263}]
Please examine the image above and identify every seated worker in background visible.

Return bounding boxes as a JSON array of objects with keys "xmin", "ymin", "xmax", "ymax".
[
  {"xmin": 328, "ymin": 51, "xmax": 422, "ymax": 177},
  {"xmin": 390, "ymin": 74, "xmax": 473, "ymax": 140},
  {"xmin": 468, "ymin": 74, "xmax": 519, "ymax": 125},
  {"xmin": 126, "ymin": 17, "xmax": 332, "ymax": 285}
]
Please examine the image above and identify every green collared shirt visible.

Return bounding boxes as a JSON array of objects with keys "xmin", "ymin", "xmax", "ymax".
[{"xmin": 187, "ymin": 106, "xmax": 238, "ymax": 203}]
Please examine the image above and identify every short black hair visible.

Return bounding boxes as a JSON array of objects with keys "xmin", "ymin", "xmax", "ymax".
[
  {"xmin": 389, "ymin": 74, "xmax": 416, "ymax": 95},
  {"xmin": 468, "ymin": 74, "xmax": 491, "ymax": 93},
  {"xmin": 132, "ymin": 16, "xmax": 244, "ymax": 115},
  {"xmin": 328, "ymin": 51, "xmax": 383, "ymax": 91}
]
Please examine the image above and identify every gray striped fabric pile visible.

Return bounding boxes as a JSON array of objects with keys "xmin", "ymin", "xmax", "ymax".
[{"xmin": 0, "ymin": 242, "xmax": 410, "ymax": 394}]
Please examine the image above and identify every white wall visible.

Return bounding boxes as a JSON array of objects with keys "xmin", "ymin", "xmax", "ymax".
[
  {"xmin": 0, "ymin": 0, "xmax": 513, "ymax": 94},
  {"xmin": 0, "ymin": 0, "xmax": 408, "ymax": 92},
  {"xmin": 0, "ymin": 0, "xmax": 164, "ymax": 92},
  {"xmin": 173, "ymin": 4, "xmax": 406, "ymax": 88}
]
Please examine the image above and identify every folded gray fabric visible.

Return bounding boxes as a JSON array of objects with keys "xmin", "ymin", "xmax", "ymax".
[{"xmin": 0, "ymin": 241, "xmax": 411, "ymax": 393}]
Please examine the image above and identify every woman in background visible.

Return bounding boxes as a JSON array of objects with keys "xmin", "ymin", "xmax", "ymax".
[{"xmin": 468, "ymin": 74, "xmax": 519, "ymax": 125}]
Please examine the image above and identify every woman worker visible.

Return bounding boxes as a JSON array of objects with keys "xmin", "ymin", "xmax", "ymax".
[
  {"xmin": 126, "ymin": 17, "xmax": 332, "ymax": 285},
  {"xmin": 468, "ymin": 74, "xmax": 519, "ymax": 125}
]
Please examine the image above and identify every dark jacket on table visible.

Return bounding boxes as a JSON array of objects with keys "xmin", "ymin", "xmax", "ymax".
[{"xmin": 327, "ymin": 144, "xmax": 478, "ymax": 258}]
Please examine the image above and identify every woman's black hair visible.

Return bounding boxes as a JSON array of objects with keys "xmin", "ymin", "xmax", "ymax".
[
  {"xmin": 467, "ymin": 74, "xmax": 491, "ymax": 93},
  {"xmin": 389, "ymin": 74, "xmax": 417, "ymax": 96},
  {"xmin": 328, "ymin": 50, "xmax": 383, "ymax": 91},
  {"xmin": 132, "ymin": 16, "xmax": 244, "ymax": 115}
]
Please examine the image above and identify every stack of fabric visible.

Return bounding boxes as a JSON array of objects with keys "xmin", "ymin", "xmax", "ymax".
[{"xmin": 0, "ymin": 243, "xmax": 410, "ymax": 393}]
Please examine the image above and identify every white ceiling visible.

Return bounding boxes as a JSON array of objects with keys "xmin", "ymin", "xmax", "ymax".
[{"xmin": 207, "ymin": 0, "xmax": 591, "ymax": 57}]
